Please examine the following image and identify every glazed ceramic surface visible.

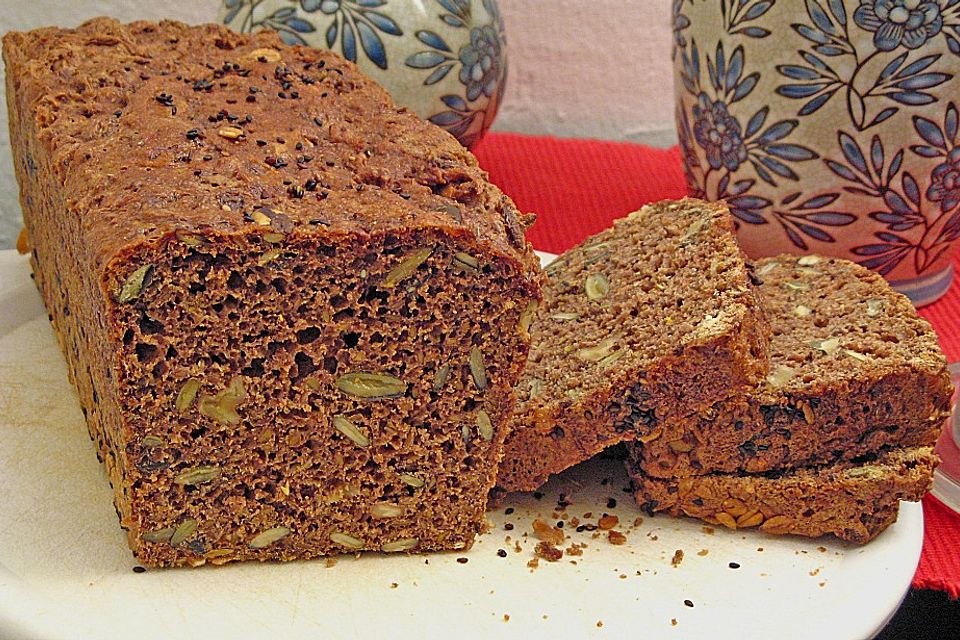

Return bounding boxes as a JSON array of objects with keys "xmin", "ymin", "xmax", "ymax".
[
  {"xmin": 674, "ymin": 0, "xmax": 960, "ymax": 304},
  {"xmin": 219, "ymin": 0, "xmax": 506, "ymax": 148}
]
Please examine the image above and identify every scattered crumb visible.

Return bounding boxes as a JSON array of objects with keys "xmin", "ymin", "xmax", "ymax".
[
  {"xmin": 325, "ymin": 558, "xmax": 338, "ymax": 568},
  {"xmin": 570, "ymin": 517, "xmax": 580, "ymax": 526},
  {"xmin": 809, "ymin": 567, "xmax": 821, "ymax": 576},
  {"xmin": 480, "ymin": 519, "xmax": 492, "ymax": 534},
  {"xmin": 683, "ymin": 599, "xmax": 694, "ymax": 608},
  {"xmin": 648, "ymin": 534, "xmax": 659, "ymax": 541},
  {"xmin": 728, "ymin": 562, "xmax": 740, "ymax": 569},
  {"xmin": 671, "ymin": 618, "xmax": 678, "ymax": 626},
  {"xmin": 390, "ymin": 582, "xmax": 398, "ymax": 589},
  {"xmin": 583, "ymin": 512, "xmax": 593, "ymax": 519},
  {"xmin": 818, "ymin": 546, "xmax": 827, "ymax": 553},
  {"xmin": 497, "ymin": 549, "xmax": 507, "ymax": 558},
  {"xmin": 543, "ymin": 614, "xmax": 549, "ymax": 620},
  {"xmin": 819, "ymin": 581, "xmax": 827, "ymax": 588},
  {"xmin": 697, "ymin": 549, "xmax": 709, "ymax": 557},
  {"xmin": 535, "ymin": 541, "xmax": 564, "ymax": 562},
  {"xmin": 565, "ymin": 543, "xmax": 584, "ymax": 557},
  {"xmin": 608, "ymin": 530, "xmax": 627, "ymax": 545},
  {"xmin": 702, "ymin": 526, "xmax": 715, "ymax": 535},
  {"xmin": 457, "ymin": 557, "xmax": 469, "ymax": 564},
  {"xmin": 527, "ymin": 557, "xmax": 540, "ymax": 569},
  {"xmin": 532, "ymin": 519, "xmax": 565, "ymax": 545},
  {"xmin": 132, "ymin": 566, "xmax": 146, "ymax": 574},
  {"xmin": 619, "ymin": 574, "xmax": 627, "ymax": 579},
  {"xmin": 598, "ymin": 514, "xmax": 619, "ymax": 530},
  {"xmin": 633, "ymin": 517, "xmax": 644, "ymax": 527},
  {"xmin": 671, "ymin": 549, "xmax": 684, "ymax": 567},
  {"xmin": 597, "ymin": 620, "xmax": 604, "ymax": 628},
  {"xmin": 757, "ymin": 547, "xmax": 764, "ymax": 552},
  {"xmin": 503, "ymin": 614, "xmax": 510, "ymax": 622},
  {"xmin": 514, "ymin": 542, "xmax": 522, "ymax": 553}
]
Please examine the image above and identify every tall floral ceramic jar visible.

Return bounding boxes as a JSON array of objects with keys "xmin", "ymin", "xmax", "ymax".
[
  {"xmin": 674, "ymin": 0, "xmax": 960, "ymax": 305},
  {"xmin": 219, "ymin": 0, "xmax": 506, "ymax": 149}
]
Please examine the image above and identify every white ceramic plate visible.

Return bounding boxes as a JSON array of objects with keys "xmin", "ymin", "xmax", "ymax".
[{"xmin": 0, "ymin": 250, "xmax": 921, "ymax": 640}]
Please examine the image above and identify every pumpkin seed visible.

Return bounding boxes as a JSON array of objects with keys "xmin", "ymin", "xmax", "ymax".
[
  {"xmin": 218, "ymin": 125, "xmax": 244, "ymax": 140},
  {"xmin": 333, "ymin": 415, "xmax": 370, "ymax": 447},
  {"xmin": 336, "ymin": 373, "xmax": 407, "ymax": 399},
  {"xmin": 527, "ymin": 378, "xmax": 544, "ymax": 400},
  {"xmin": 330, "ymin": 532, "xmax": 364, "ymax": 549},
  {"xmin": 794, "ymin": 305, "xmax": 813, "ymax": 318},
  {"xmin": 432, "ymin": 364, "xmax": 450, "ymax": 391},
  {"xmin": 518, "ymin": 301, "xmax": 538, "ymax": 336},
  {"xmin": 169, "ymin": 518, "xmax": 198, "ymax": 547},
  {"xmin": 141, "ymin": 435, "xmax": 164, "ymax": 448},
  {"xmin": 118, "ymin": 265, "xmax": 153, "ymax": 303},
  {"xmin": 576, "ymin": 337, "xmax": 616, "ymax": 362},
  {"xmin": 383, "ymin": 248, "xmax": 432, "ymax": 287},
  {"xmin": 142, "ymin": 526, "xmax": 176, "ymax": 543},
  {"xmin": 453, "ymin": 252, "xmax": 480, "ymax": 272},
  {"xmin": 866, "ymin": 299, "xmax": 883, "ymax": 317},
  {"xmin": 262, "ymin": 232, "xmax": 285, "ymax": 244},
  {"xmin": 249, "ymin": 47, "xmax": 282, "ymax": 62},
  {"xmin": 797, "ymin": 255, "xmax": 821, "ymax": 266},
  {"xmin": 381, "ymin": 537, "xmax": 418, "ymax": 552},
  {"xmin": 809, "ymin": 337, "xmax": 840, "ymax": 356},
  {"xmin": 782, "ymin": 281, "xmax": 810, "ymax": 292},
  {"xmin": 258, "ymin": 248, "xmax": 282, "ymax": 265},
  {"xmin": 398, "ymin": 473, "xmax": 425, "ymax": 488},
  {"xmin": 585, "ymin": 273, "xmax": 610, "ymax": 300},
  {"xmin": 469, "ymin": 346, "xmax": 487, "ymax": 390},
  {"xmin": 198, "ymin": 378, "xmax": 247, "ymax": 425},
  {"xmin": 370, "ymin": 503, "xmax": 403, "ymax": 519},
  {"xmin": 756, "ymin": 261, "xmax": 779, "ymax": 276},
  {"xmin": 766, "ymin": 365, "xmax": 796, "ymax": 387},
  {"xmin": 844, "ymin": 349, "xmax": 870, "ymax": 362},
  {"xmin": 551, "ymin": 312, "xmax": 580, "ymax": 321},
  {"xmin": 248, "ymin": 526, "xmax": 291, "ymax": 549},
  {"xmin": 477, "ymin": 410, "xmax": 494, "ymax": 441},
  {"xmin": 174, "ymin": 465, "xmax": 222, "ymax": 486},
  {"xmin": 175, "ymin": 378, "xmax": 201, "ymax": 413}
]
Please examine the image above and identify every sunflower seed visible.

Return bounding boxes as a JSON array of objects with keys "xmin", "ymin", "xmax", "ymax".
[
  {"xmin": 262, "ymin": 232, "xmax": 285, "ymax": 244},
  {"xmin": 336, "ymin": 373, "xmax": 407, "ymax": 399},
  {"xmin": 794, "ymin": 305, "xmax": 813, "ymax": 318},
  {"xmin": 118, "ymin": 265, "xmax": 153, "ymax": 303},
  {"xmin": 433, "ymin": 364, "xmax": 450, "ymax": 391},
  {"xmin": 218, "ymin": 125, "xmax": 244, "ymax": 140},
  {"xmin": 453, "ymin": 252, "xmax": 480, "ymax": 272},
  {"xmin": 585, "ymin": 273, "xmax": 610, "ymax": 300},
  {"xmin": 844, "ymin": 349, "xmax": 870, "ymax": 362},
  {"xmin": 174, "ymin": 465, "xmax": 222, "ymax": 486},
  {"xmin": 141, "ymin": 435, "xmax": 164, "ymax": 448},
  {"xmin": 175, "ymin": 378, "xmax": 201, "ymax": 413},
  {"xmin": 249, "ymin": 47, "xmax": 282, "ymax": 62},
  {"xmin": 668, "ymin": 440, "xmax": 693, "ymax": 453},
  {"xmin": 797, "ymin": 255, "xmax": 821, "ymax": 266},
  {"xmin": 370, "ymin": 503, "xmax": 404, "ymax": 519},
  {"xmin": 248, "ymin": 526, "xmax": 291, "ymax": 549},
  {"xmin": 551, "ymin": 312, "xmax": 580, "ymax": 321},
  {"xmin": 330, "ymin": 532, "xmax": 364, "ymax": 549},
  {"xmin": 170, "ymin": 518, "xmax": 198, "ymax": 546},
  {"xmin": 443, "ymin": 203, "xmax": 463, "ymax": 222},
  {"xmin": 333, "ymin": 415, "xmax": 370, "ymax": 447},
  {"xmin": 576, "ymin": 337, "xmax": 616, "ymax": 362},
  {"xmin": 383, "ymin": 248, "xmax": 433, "ymax": 287},
  {"xmin": 250, "ymin": 209, "xmax": 271, "ymax": 226},
  {"xmin": 258, "ymin": 248, "xmax": 282, "ymax": 265},
  {"xmin": 381, "ymin": 537, "xmax": 418, "ymax": 552},
  {"xmin": 809, "ymin": 337, "xmax": 840, "ymax": 355},
  {"xmin": 519, "ymin": 301, "xmax": 538, "ymax": 336},
  {"xmin": 398, "ymin": 473, "xmax": 425, "ymax": 488},
  {"xmin": 477, "ymin": 410, "xmax": 494, "ymax": 441},
  {"xmin": 782, "ymin": 281, "xmax": 810, "ymax": 292},
  {"xmin": 766, "ymin": 365, "xmax": 796, "ymax": 387},
  {"xmin": 866, "ymin": 299, "xmax": 884, "ymax": 317},
  {"xmin": 599, "ymin": 350, "xmax": 625, "ymax": 369},
  {"xmin": 527, "ymin": 378, "xmax": 544, "ymax": 400},
  {"xmin": 756, "ymin": 261, "xmax": 779, "ymax": 276},
  {"xmin": 469, "ymin": 346, "xmax": 487, "ymax": 390},
  {"xmin": 176, "ymin": 231, "xmax": 202, "ymax": 246},
  {"xmin": 198, "ymin": 378, "xmax": 247, "ymax": 425},
  {"xmin": 142, "ymin": 526, "xmax": 176, "ymax": 543}
]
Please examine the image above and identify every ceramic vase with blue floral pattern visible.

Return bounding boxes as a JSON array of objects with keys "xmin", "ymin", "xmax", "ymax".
[
  {"xmin": 219, "ymin": 0, "xmax": 506, "ymax": 149},
  {"xmin": 674, "ymin": 0, "xmax": 960, "ymax": 305}
]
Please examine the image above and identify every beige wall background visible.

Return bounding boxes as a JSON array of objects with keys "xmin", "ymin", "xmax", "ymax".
[{"xmin": 0, "ymin": 0, "xmax": 675, "ymax": 247}]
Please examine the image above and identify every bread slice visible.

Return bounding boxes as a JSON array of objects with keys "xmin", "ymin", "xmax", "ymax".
[
  {"xmin": 4, "ymin": 20, "xmax": 541, "ymax": 567},
  {"xmin": 495, "ymin": 199, "xmax": 770, "ymax": 493},
  {"xmin": 634, "ymin": 255, "xmax": 953, "ymax": 478},
  {"xmin": 626, "ymin": 445, "xmax": 937, "ymax": 544}
]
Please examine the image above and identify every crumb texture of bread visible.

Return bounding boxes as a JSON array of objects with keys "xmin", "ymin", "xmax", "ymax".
[
  {"xmin": 496, "ymin": 198, "xmax": 770, "ymax": 493},
  {"xmin": 4, "ymin": 18, "xmax": 541, "ymax": 567},
  {"xmin": 634, "ymin": 254, "xmax": 953, "ymax": 478},
  {"xmin": 627, "ymin": 446, "xmax": 937, "ymax": 544}
]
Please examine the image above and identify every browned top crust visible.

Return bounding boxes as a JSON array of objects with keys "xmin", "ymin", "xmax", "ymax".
[{"xmin": 2, "ymin": 18, "xmax": 539, "ymax": 285}]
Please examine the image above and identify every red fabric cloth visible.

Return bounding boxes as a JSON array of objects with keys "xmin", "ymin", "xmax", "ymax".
[{"xmin": 473, "ymin": 131, "xmax": 960, "ymax": 596}]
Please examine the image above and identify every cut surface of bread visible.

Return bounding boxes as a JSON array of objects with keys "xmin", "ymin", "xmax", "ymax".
[
  {"xmin": 496, "ymin": 198, "xmax": 770, "ymax": 493},
  {"xmin": 634, "ymin": 254, "xmax": 952, "ymax": 478},
  {"xmin": 626, "ymin": 445, "xmax": 937, "ymax": 544}
]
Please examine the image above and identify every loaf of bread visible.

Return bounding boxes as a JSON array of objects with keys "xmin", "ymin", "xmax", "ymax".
[
  {"xmin": 627, "ymin": 445, "xmax": 936, "ymax": 544},
  {"xmin": 495, "ymin": 199, "xmax": 770, "ymax": 493},
  {"xmin": 4, "ymin": 19, "xmax": 541, "ymax": 567},
  {"xmin": 634, "ymin": 254, "xmax": 953, "ymax": 478}
]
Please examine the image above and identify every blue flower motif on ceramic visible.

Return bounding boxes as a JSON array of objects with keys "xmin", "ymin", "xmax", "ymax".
[
  {"xmin": 853, "ymin": 0, "xmax": 943, "ymax": 51},
  {"xmin": 928, "ymin": 147, "xmax": 960, "ymax": 210},
  {"xmin": 459, "ymin": 25, "xmax": 502, "ymax": 100},
  {"xmin": 823, "ymin": 103, "xmax": 960, "ymax": 274},
  {"xmin": 776, "ymin": 0, "xmax": 953, "ymax": 131},
  {"xmin": 225, "ymin": 0, "xmax": 402, "ymax": 68},
  {"xmin": 693, "ymin": 96, "xmax": 748, "ymax": 171}
]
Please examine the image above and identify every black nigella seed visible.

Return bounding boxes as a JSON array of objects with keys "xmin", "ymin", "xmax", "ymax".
[
  {"xmin": 314, "ymin": 116, "xmax": 323, "ymax": 127},
  {"xmin": 504, "ymin": 523, "xmax": 514, "ymax": 531},
  {"xmin": 533, "ymin": 491, "xmax": 544, "ymax": 500},
  {"xmin": 684, "ymin": 600, "xmax": 694, "ymax": 608},
  {"xmin": 456, "ymin": 557, "xmax": 468, "ymax": 564},
  {"xmin": 607, "ymin": 498, "xmax": 617, "ymax": 509},
  {"xmin": 504, "ymin": 507, "xmax": 514, "ymax": 515},
  {"xmin": 155, "ymin": 93, "xmax": 174, "ymax": 106},
  {"xmin": 132, "ymin": 566, "xmax": 146, "ymax": 574},
  {"xmin": 304, "ymin": 179, "xmax": 318, "ymax": 192},
  {"xmin": 497, "ymin": 549, "xmax": 507, "ymax": 558},
  {"xmin": 289, "ymin": 185, "xmax": 305, "ymax": 199},
  {"xmin": 186, "ymin": 129, "xmax": 201, "ymax": 140},
  {"xmin": 729, "ymin": 562, "xmax": 740, "ymax": 569}
]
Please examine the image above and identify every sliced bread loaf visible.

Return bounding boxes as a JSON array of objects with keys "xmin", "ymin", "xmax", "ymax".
[
  {"xmin": 496, "ymin": 199, "xmax": 770, "ymax": 493},
  {"xmin": 634, "ymin": 255, "xmax": 953, "ymax": 478},
  {"xmin": 626, "ymin": 445, "xmax": 937, "ymax": 544}
]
